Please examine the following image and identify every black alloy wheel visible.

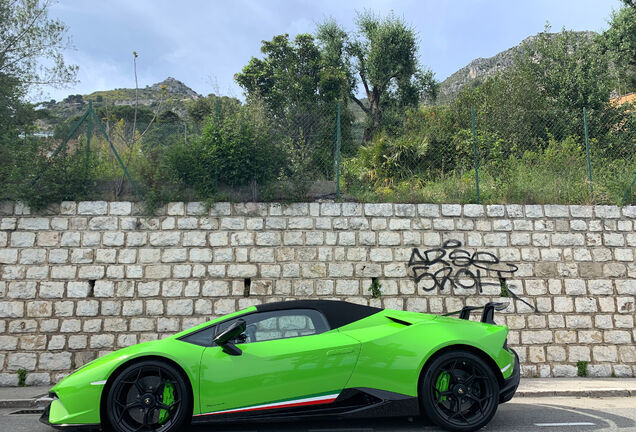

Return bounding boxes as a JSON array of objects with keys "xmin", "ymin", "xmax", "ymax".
[
  {"xmin": 106, "ymin": 359, "xmax": 190, "ymax": 432},
  {"xmin": 420, "ymin": 350, "xmax": 500, "ymax": 432}
]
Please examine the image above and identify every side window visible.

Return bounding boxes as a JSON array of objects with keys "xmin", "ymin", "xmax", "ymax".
[
  {"xmin": 216, "ymin": 309, "xmax": 329, "ymax": 344},
  {"xmin": 180, "ymin": 325, "xmax": 216, "ymax": 347}
]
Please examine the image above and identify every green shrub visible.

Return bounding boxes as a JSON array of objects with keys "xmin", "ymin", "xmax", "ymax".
[
  {"xmin": 208, "ymin": 105, "xmax": 280, "ymax": 186},
  {"xmin": 0, "ymin": 136, "xmax": 98, "ymax": 210},
  {"xmin": 577, "ymin": 360, "xmax": 588, "ymax": 377},
  {"xmin": 344, "ymin": 131, "xmax": 429, "ymax": 184},
  {"xmin": 17, "ymin": 369, "xmax": 27, "ymax": 387},
  {"xmin": 262, "ymin": 135, "xmax": 315, "ymax": 201},
  {"xmin": 368, "ymin": 278, "xmax": 382, "ymax": 298},
  {"xmin": 163, "ymin": 102, "xmax": 283, "ymax": 196}
]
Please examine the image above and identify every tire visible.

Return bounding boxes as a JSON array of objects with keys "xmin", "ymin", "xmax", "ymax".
[
  {"xmin": 420, "ymin": 350, "xmax": 500, "ymax": 432},
  {"xmin": 106, "ymin": 359, "xmax": 191, "ymax": 432}
]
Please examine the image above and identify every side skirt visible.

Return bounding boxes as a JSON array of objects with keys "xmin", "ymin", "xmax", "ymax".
[{"xmin": 192, "ymin": 388, "xmax": 419, "ymax": 424}]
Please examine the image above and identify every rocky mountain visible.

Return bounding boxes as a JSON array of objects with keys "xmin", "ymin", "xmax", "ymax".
[
  {"xmin": 40, "ymin": 77, "xmax": 201, "ymax": 122},
  {"xmin": 436, "ymin": 31, "xmax": 597, "ymax": 105}
]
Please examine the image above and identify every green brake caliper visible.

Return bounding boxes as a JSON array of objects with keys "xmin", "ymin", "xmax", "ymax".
[
  {"xmin": 435, "ymin": 372, "xmax": 450, "ymax": 402},
  {"xmin": 158, "ymin": 380, "xmax": 175, "ymax": 424}
]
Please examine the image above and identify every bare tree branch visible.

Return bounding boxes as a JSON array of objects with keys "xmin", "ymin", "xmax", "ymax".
[
  {"xmin": 114, "ymin": 52, "xmax": 165, "ymax": 196},
  {"xmin": 350, "ymin": 94, "xmax": 370, "ymax": 114},
  {"xmin": 0, "ymin": 0, "xmax": 49, "ymax": 59}
]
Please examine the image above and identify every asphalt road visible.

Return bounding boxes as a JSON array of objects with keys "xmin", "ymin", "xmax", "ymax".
[{"xmin": 2, "ymin": 397, "xmax": 635, "ymax": 432}]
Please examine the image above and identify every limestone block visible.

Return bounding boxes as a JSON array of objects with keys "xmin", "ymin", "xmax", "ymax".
[
  {"xmin": 78, "ymin": 201, "xmax": 108, "ymax": 215},
  {"xmin": 149, "ymin": 232, "xmax": 180, "ymax": 246},
  {"xmin": 39, "ymin": 352, "xmax": 72, "ymax": 370},
  {"xmin": 227, "ymin": 264, "xmax": 258, "ymax": 278}
]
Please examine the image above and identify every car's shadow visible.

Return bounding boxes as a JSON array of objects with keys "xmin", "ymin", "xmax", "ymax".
[
  {"xmin": 189, "ymin": 415, "xmax": 432, "ymax": 431},
  {"xmin": 187, "ymin": 402, "xmax": 636, "ymax": 431}
]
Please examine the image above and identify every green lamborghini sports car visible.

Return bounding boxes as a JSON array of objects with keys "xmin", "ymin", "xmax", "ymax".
[{"xmin": 41, "ymin": 300, "xmax": 519, "ymax": 432}]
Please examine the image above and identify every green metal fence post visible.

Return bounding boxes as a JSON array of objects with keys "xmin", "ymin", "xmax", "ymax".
[
  {"xmin": 213, "ymin": 97, "xmax": 220, "ymax": 190},
  {"xmin": 48, "ymin": 109, "xmax": 91, "ymax": 160},
  {"xmin": 472, "ymin": 107, "xmax": 481, "ymax": 203},
  {"xmin": 32, "ymin": 107, "xmax": 92, "ymax": 185},
  {"xmin": 583, "ymin": 107, "xmax": 593, "ymax": 194},
  {"xmin": 86, "ymin": 101, "xmax": 92, "ymax": 176},
  {"xmin": 335, "ymin": 102, "xmax": 342, "ymax": 201}
]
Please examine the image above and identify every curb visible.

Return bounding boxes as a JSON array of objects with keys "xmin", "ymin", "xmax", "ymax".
[
  {"xmin": 0, "ymin": 394, "xmax": 51, "ymax": 409},
  {"xmin": 1, "ymin": 389, "xmax": 632, "ymax": 410},
  {"xmin": 516, "ymin": 389, "xmax": 633, "ymax": 398},
  {"xmin": 0, "ymin": 399, "xmax": 48, "ymax": 409}
]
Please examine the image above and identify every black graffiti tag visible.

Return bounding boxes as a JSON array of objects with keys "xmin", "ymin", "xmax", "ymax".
[
  {"xmin": 407, "ymin": 239, "xmax": 518, "ymax": 293},
  {"xmin": 408, "ymin": 240, "xmax": 537, "ymax": 312}
]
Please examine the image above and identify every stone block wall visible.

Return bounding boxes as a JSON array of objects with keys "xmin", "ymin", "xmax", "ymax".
[{"xmin": 0, "ymin": 201, "xmax": 634, "ymax": 385}]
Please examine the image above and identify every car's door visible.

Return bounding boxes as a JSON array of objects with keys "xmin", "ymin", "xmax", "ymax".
[{"xmin": 197, "ymin": 308, "xmax": 360, "ymax": 416}]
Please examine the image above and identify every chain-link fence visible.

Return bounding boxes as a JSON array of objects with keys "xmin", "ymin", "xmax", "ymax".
[
  {"xmin": 3, "ymin": 98, "xmax": 634, "ymax": 209},
  {"xmin": 339, "ymin": 102, "xmax": 635, "ymax": 205},
  {"xmin": 464, "ymin": 105, "xmax": 636, "ymax": 205}
]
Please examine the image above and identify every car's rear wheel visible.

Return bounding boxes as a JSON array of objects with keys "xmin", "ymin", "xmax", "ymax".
[
  {"xmin": 420, "ymin": 350, "xmax": 499, "ymax": 432},
  {"xmin": 106, "ymin": 359, "xmax": 190, "ymax": 432}
]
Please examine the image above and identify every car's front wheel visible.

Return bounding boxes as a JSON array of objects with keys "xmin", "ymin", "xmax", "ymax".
[
  {"xmin": 106, "ymin": 359, "xmax": 191, "ymax": 432},
  {"xmin": 420, "ymin": 350, "xmax": 500, "ymax": 432}
]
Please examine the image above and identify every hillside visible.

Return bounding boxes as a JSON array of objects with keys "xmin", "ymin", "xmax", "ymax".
[
  {"xmin": 436, "ymin": 31, "xmax": 597, "ymax": 105},
  {"xmin": 38, "ymin": 31, "xmax": 602, "ymax": 121},
  {"xmin": 40, "ymin": 77, "xmax": 201, "ymax": 122}
]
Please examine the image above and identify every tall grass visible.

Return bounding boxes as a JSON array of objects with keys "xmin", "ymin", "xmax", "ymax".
[{"xmin": 343, "ymin": 136, "xmax": 635, "ymax": 204}]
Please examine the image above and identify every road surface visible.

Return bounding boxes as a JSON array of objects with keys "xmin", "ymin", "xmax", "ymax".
[{"xmin": 2, "ymin": 397, "xmax": 635, "ymax": 432}]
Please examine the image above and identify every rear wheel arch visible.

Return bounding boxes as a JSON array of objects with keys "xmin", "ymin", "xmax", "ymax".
[
  {"xmin": 418, "ymin": 344, "xmax": 504, "ymax": 394},
  {"xmin": 418, "ymin": 346, "xmax": 501, "ymax": 431},
  {"xmin": 99, "ymin": 355, "xmax": 194, "ymax": 428}
]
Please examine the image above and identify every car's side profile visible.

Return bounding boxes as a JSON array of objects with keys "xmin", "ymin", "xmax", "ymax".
[{"xmin": 41, "ymin": 299, "xmax": 519, "ymax": 432}]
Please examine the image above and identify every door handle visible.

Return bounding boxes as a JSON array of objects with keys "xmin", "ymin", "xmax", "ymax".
[{"xmin": 327, "ymin": 348, "xmax": 354, "ymax": 356}]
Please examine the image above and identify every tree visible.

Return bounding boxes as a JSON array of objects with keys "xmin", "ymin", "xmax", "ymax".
[
  {"xmin": 0, "ymin": 0, "xmax": 78, "ymax": 205},
  {"xmin": 186, "ymin": 93, "xmax": 240, "ymax": 124},
  {"xmin": 433, "ymin": 25, "xmax": 619, "ymax": 172},
  {"xmin": 515, "ymin": 27, "xmax": 612, "ymax": 113},
  {"xmin": 0, "ymin": 72, "xmax": 22, "ymax": 131},
  {"xmin": 0, "ymin": 0, "xmax": 77, "ymax": 108},
  {"xmin": 318, "ymin": 12, "xmax": 437, "ymax": 142},
  {"xmin": 236, "ymin": 33, "xmax": 348, "ymax": 117},
  {"xmin": 455, "ymin": 27, "xmax": 613, "ymax": 149},
  {"xmin": 236, "ymin": 33, "xmax": 353, "ymax": 177},
  {"xmin": 96, "ymin": 105, "xmax": 155, "ymax": 124},
  {"xmin": 601, "ymin": 5, "xmax": 636, "ymax": 93}
]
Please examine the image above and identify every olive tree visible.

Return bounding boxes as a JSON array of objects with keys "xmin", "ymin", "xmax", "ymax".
[{"xmin": 318, "ymin": 12, "xmax": 437, "ymax": 142}]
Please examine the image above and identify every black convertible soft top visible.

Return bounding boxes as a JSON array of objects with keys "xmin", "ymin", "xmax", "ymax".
[{"xmin": 255, "ymin": 300, "xmax": 382, "ymax": 330}]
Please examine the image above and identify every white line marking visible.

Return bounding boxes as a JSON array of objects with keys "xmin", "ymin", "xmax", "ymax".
[
  {"xmin": 500, "ymin": 363, "xmax": 511, "ymax": 373},
  {"xmin": 90, "ymin": 380, "xmax": 107, "ymax": 386},
  {"xmin": 535, "ymin": 422, "xmax": 596, "ymax": 427}
]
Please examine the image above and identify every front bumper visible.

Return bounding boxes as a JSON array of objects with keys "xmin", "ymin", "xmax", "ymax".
[
  {"xmin": 499, "ymin": 350, "xmax": 520, "ymax": 403},
  {"xmin": 39, "ymin": 394, "xmax": 100, "ymax": 431}
]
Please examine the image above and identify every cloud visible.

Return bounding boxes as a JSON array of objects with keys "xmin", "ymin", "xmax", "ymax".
[{"xmin": 40, "ymin": 0, "xmax": 622, "ymax": 102}]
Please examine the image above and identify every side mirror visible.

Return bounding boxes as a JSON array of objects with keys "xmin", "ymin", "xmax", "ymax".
[{"xmin": 214, "ymin": 319, "xmax": 246, "ymax": 356}]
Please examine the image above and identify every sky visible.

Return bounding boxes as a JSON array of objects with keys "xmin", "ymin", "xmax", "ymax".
[{"xmin": 43, "ymin": 0, "xmax": 624, "ymax": 102}]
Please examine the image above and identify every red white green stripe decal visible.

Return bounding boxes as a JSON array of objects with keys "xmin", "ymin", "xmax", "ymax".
[{"xmin": 195, "ymin": 392, "xmax": 340, "ymax": 417}]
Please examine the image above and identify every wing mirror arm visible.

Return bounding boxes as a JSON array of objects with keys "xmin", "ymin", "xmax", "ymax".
[
  {"xmin": 219, "ymin": 341, "xmax": 242, "ymax": 356},
  {"xmin": 214, "ymin": 319, "xmax": 246, "ymax": 356}
]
